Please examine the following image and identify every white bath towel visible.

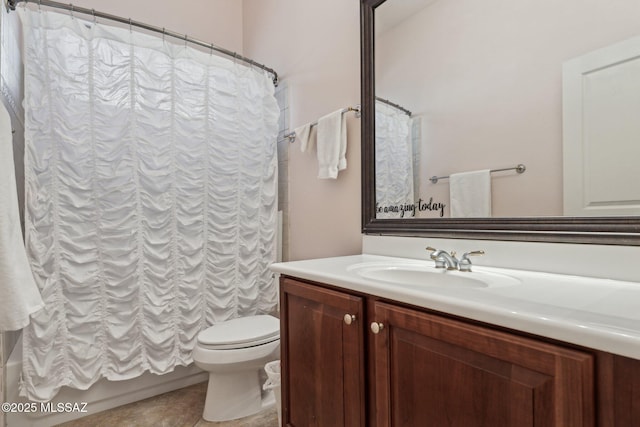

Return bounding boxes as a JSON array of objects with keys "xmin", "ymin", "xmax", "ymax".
[
  {"xmin": 0, "ymin": 102, "xmax": 44, "ymax": 331},
  {"xmin": 450, "ymin": 169, "xmax": 492, "ymax": 218},
  {"xmin": 316, "ymin": 109, "xmax": 347, "ymax": 179},
  {"xmin": 295, "ymin": 123, "xmax": 312, "ymax": 152}
]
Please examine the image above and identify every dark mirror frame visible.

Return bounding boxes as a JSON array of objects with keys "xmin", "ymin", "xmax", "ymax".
[{"xmin": 360, "ymin": 0, "xmax": 640, "ymax": 245}]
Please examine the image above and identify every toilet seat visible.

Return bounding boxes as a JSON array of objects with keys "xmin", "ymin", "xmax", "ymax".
[{"xmin": 197, "ymin": 315, "xmax": 280, "ymax": 350}]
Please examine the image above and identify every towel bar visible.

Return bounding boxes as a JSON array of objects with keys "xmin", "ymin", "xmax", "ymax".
[
  {"xmin": 430, "ymin": 164, "xmax": 526, "ymax": 184},
  {"xmin": 284, "ymin": 105, "xmax": 361, "ymax": 143}
]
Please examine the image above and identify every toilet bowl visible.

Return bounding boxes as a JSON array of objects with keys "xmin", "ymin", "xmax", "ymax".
[{"xmin": 193, "ymin": 314, "xmax": 280, "ymax": 422}]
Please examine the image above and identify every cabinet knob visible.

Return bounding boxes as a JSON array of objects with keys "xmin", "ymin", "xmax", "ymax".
[
  {"xmin": 370, "ymin": 322, "xmax": 384, "ymax": 334},
  {"xmin": 343, "ymin": 314, "xmax": 356, "ymax": 325}
]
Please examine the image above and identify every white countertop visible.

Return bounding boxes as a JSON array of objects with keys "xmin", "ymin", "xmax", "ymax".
[{"xmin": 271, "ymin": 254, "xmax": 640, "ymax": 360}]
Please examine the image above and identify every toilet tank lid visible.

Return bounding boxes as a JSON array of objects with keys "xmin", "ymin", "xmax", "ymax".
[{"xmin": 198, "ymin": 315, "xmax": 280, "ymax": 346}]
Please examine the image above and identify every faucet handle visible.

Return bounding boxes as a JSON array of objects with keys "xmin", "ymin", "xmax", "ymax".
[
  {"xmin": 459, "ymin": 250, "xmax": 485, "ymax": 272},
  {"xmin": 425, "ymin": 246, "xmax": 441, "ymax": 261},
  {"xmin": 463, "ymin": 250, "xmax": 485, "ymax": 257}
]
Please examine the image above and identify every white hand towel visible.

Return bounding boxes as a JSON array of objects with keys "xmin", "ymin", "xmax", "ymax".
[
  {"xmin": 449, "ymin": 169, "xmax": 492, "ymax": 218},
  {"xmin": 316, "ymin": 109, "xmax": 347, "ymax": 179},
  {"xmin": 295, "ymin": 123, "xmax": 312, "ymax": 153},
  {"xmin": 0, "ymin": 102, "xmax": 44, "ymax": 331}
]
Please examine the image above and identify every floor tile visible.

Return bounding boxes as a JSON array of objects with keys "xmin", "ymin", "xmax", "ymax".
[
  {"xmin": 56, "ymin": 382, "xmax": 278, "ymax": 427},
  {"xmin": 195, "ymin": 407, "xmax": 278, "ymax": 427}
]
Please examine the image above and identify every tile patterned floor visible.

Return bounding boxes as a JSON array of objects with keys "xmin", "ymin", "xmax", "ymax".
[{"xmin": 56, "ymin": 382, "xmax": 279, "ymax": 427}]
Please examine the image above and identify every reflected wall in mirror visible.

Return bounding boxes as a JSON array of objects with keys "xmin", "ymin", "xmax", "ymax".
[
  {"xmin": 361, "ymin": 0, "xmax": 640, "ymax": 245},
  {"xmin": 373, "ymin": 0, "xmax": 640, "ymax": 220}
]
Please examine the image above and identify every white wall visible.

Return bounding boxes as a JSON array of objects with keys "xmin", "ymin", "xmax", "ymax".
[
  {"xmin": 243, "ymin": 0, "xmax": 363, "ymax": 261},
  {"xmin": 376, "ymin": 0, "xmax": 640, "ymax": 218}
]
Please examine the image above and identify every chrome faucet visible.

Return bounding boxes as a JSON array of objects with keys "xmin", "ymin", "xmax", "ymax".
[
  {"xmin": 426, "ymin": 247, "xmax": 484, "ymax": 272},
  {"xmin": 425, "ymin": 247, "xmax": 458, "ymax": 270}
]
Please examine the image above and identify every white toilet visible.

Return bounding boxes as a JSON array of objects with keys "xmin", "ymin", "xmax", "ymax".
[{"xmin": 193, "ymin": 314, "xmax": 280, "ymax": 422}]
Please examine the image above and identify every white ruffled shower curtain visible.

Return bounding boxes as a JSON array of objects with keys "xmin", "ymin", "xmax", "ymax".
[
  {"xmin": 375, "ymin": 101, "xmax": 415, "ymax": 218},
  {"xmin": 18, "ymin": 8, "xmax": 279, "ymax": 401}
]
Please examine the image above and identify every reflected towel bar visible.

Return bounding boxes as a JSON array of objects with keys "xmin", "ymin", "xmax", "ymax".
[
  {"xmin": 284, "ymin": 105, "xmax": 361, "ymax": 143},
  {"xmin": 430, "ymin": 164, "xmax": 526, "ymax": 184}
]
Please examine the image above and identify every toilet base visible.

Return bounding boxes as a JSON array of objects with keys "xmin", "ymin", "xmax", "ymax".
[{"xmin": 203, "ymin": 370, "xmax": 268, "ymax": 422}]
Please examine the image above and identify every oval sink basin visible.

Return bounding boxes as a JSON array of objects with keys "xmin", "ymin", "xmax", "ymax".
[{"xmin": 347, "ymin": 262, "xmax": 520, "ymax": 289}]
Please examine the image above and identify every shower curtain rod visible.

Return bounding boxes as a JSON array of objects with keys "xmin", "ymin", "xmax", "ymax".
[
  {"xmin": 376, "ymin": 96, "xmax": 412, "ymax": 116},
  {"xmin": 6, "ymin": 0, "xmax": 279, "ymax": 85}
]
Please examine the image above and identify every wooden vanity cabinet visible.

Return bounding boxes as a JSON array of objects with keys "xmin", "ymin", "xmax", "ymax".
[
  {"xmin": 280, "ymin": 277, "xmax": 366, "ymax": 427},
  {"xmin": 280, "ymin": 276, "xmax": 638, "ymax": 427}
]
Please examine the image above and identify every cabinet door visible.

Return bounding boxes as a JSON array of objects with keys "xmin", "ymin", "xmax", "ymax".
[
  {"xmin": 280, "ymin": 278, "xmax": 366, "ymax": 427},
  {"xmin": 370, "ymin": 301, "xmax": 594, "ymax": 427}
]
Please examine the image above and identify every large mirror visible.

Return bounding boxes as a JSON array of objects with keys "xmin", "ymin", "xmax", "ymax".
[{"xmin": 361, "ymin": 0, "xmax": 640, "ymax": 244}]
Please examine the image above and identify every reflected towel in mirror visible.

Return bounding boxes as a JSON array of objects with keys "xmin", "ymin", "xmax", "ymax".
[{"xmin": 450, "ymin": 169, "xmax": 492, "ymax": 218}]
